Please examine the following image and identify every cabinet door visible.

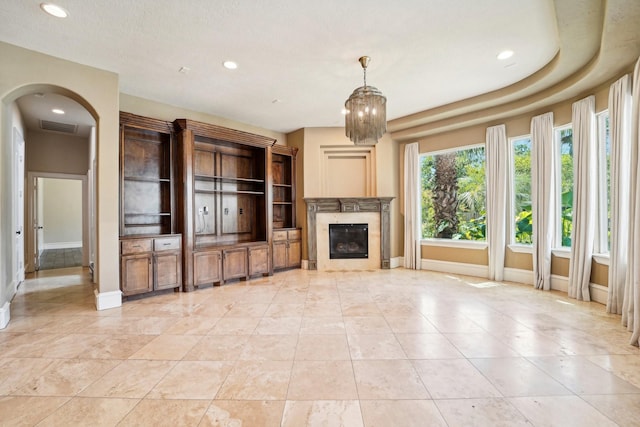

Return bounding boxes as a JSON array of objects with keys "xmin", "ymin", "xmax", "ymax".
[
  {"xmin": 223, "ymin": 248, "xmax": 248, "ymax": 280},
  {"xmin": 249, "ymin": 245, "xmax": 269, "ymax": 276},
  {"xmin": 121, "ymin": 254, "xmax": 153, "ymax": 296},
  {"xmin": 288, "ymin": 240, "xmax": 302, "ymax": 267},
  {"xmin": 155, "ymin": 251, "xmax": 182, "ymax": 290},
  {"xmin": 194, "ymin": 250, "xmax": 222, "ymax": 286},
  {"xmin": 273, "ymin": 241, "xmax": 287, "ymax": 270}
]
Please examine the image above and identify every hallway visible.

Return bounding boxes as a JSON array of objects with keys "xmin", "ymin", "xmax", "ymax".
[{"xmin": 1, "ymin": 267, "xmax": 639, "ymax": 426}]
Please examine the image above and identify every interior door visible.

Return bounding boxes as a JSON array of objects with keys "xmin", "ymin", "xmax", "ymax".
[{"xmin": 14, "ymin": 128, "xmax": 25, "ymax": 283}]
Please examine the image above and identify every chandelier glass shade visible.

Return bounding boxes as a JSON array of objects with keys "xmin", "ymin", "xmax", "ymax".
[{"xmin": 344, "ymin": 56, "xmax": 387, "ymax": 146}]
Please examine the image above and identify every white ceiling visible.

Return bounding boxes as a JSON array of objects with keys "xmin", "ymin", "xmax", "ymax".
[{"xmin": 0, "ymin": 0, "xmax": 562, "ymax": 134}]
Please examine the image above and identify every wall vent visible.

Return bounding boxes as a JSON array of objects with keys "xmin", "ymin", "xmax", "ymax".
[{"xmin": 39, "ymin": 119, "xmax": 78, "ymax": 134}]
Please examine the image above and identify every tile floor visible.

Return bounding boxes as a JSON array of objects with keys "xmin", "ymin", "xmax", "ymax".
[
  {"xmin": 1, "ymin": 267, "xmax": 639, "ymax": 426},
  {"xmin": 38, "ymin": 248, "xmax": 82, "ymax": 270}
]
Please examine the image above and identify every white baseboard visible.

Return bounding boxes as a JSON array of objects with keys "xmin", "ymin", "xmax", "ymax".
[
  {"xmin": 301, "ymin": 259, "xmax": 309, "ymax": 270},
  {"xmin": 590, "ymin": 283, "xmax": 608, "ymax": 305},
  {"xmin": 390, "ymin": 257, "xmax": 404, "ymax": 269},
  {"xmin": 43, "ymin": 241, "xmax": 82, "ymax": 250},
  {"xmin": 421, "ymin": 259, "xmax": 489, "ymax": 279},
  {"xmin": 503, "ymin": 268, "xmax": 534, "ymax": 285},
  {"xmin": 0, "ymin": 301, "xmax": 10, "ymax": 329},
  {"xmin": 94, "ymin": 289, "xmax": 122, "ymax": 311},
  {"xmin": 551, "ymin": 274, "xmax": 569, "ymax": 292}
]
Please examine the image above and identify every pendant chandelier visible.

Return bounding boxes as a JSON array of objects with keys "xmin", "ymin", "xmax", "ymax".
[{"xmin": 344, "ymin": 56, "xmax": 387, "ymax": 146}]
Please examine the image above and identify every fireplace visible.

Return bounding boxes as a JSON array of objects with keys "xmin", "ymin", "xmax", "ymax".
[{"xmin": 329, "ymin": 223, "xmax": 368, "ymax": 259}]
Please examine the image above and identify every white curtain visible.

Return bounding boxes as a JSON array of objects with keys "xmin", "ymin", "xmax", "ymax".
[
  {"xmin": 607, "ymin": 75, "xmax": 632, "ymax": 314},
  {"xmin": 567, "ymin": 96, "xmax": 597, "ymax": 301},
  {"xmin": 404, "ymin": 142, "xmax": 421, "ymax": 269},
  {"xmin": 531, "ymin": 112, "xmax": 555, "ymax": 290},
  {"xmin": 623, "ymin": 58, "xmax": 640, "ymax": 346},
  {"xmin": 486, "ymin": 125, "xmax": 508, "ymax": 281}
]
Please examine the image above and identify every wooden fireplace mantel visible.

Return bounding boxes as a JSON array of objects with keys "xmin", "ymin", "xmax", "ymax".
[{"xmin": 304, "ymin": 197, "xmax": 394, "ymax": 270}]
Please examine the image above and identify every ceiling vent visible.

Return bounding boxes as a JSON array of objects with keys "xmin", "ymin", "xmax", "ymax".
[{"xmin": 39, "ymin": 119, "xmax": 78, "ymax": 134}]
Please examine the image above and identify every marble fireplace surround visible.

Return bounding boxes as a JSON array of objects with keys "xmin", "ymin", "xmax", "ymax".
[{"xmin": 305, "ymin": 197, "xmax": 393, "ymax": 270}]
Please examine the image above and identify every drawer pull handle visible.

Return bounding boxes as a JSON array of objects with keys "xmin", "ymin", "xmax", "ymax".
[
  {"xmin": 132, "ymin": 245, "xmax": 142, "ymax": 248},
  {"xmin": 162, "ymin": 243, "xmax": 171, "ymax": 246}
]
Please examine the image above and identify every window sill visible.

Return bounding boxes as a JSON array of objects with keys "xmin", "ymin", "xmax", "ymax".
[
  {"xmin": 592, "ymin": 253, "xmax": 610, "ymax": 265},
  {"xmin": 507, "ymin": 244, "xmax": 533, "ymax": 254},
  {"xmin": 551, "ymin": 248, "xmax": 571, "ymax": 259},
  {"xmin": 421, "ymin": 238, "xmax": 488, "ymax": 250}
]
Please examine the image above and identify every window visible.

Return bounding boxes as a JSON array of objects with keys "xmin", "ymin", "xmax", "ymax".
[
  {"xmin": 555, "ymin": 125, "xmax": 573, "ymax": 247},
  {"xmin": 596, "ymin": 111, "xmax": 611, "ymax": 253},
  {"xmin": 510, "ymin": 136, "xmax": 532, "ymax": 244},
  {"xmin": 421, "ymin": 145, "xmax": 486, "ymax": 240}
]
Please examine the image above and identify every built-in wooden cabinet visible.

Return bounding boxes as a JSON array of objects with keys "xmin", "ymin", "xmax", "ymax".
[
  {"xmin": 273, "ymin": 229, "xmax": 302, "ymax": 270},
  {"xmin": 119, "ymin": 112, "xmax": 182, "ymax": 298},
  {"xmin": 272, "ymin": 145, "xmax": 298, "ymax": 229},
  {"xmin": 120, "ymin": 235, "xmax": 182, "ymax": 296},
  {"xmin": 175, "ymin": 119, "xmax": 276, "ymax": 290}
]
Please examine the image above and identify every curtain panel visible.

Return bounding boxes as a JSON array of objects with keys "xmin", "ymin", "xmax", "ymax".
[
  {"xmin": 531, "ymin": 112, "xmax": 555, "ymax": 291},
  {"xmin": 567, "ymin": 96, "xmax": 597, "ymax": 301},
  {"xmin": 486, "ymin": 125, "xmax": 508, "ymax": 281},
  {"xmin": 607, "ymin": 75, "xmax": 632, "ymax": 314},
  {"xmin": 404, "ymin": 142, "xmax": 421, "ymax": 269}
]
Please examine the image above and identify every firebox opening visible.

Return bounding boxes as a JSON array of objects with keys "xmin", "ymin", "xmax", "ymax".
[{"xmin": 329, "ymin": 223, "xmax": 368, "ymax": 259}]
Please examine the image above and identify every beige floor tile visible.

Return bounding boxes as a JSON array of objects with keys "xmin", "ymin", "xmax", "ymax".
[
  {"xmin": 588, "ymin": 354, "xmax": 640, "ymax": 388},
  {"xmin": 295, "ymin": 334, "xmax": 351, "ymax": 360},
  {"xmin": 395, "ymin": 333, "xmax": 464, "ymax": 359},
  {"xmin": 528, "ymin": 355, "xmax": 640, "ymax": 395},
  {"xmin": 347, "ymin": 334, "xmax": 407, "ymax": 360},
  {"xmin": 445, "ymin": 332, "xmax": 520, "ymax": 358},
  {"xmin": 470, "ymin": 357, "xmax": 571, "ymax": 397},
  {"xmin": 435, "ymin": 398, "xmax": 533, "ymax": 427},
  {"xmin": 223, "ymin": 303, "xmax": 270, "ymax": 317},
  {"xmin": 352, "ymin": 360, "xmax": 429, "ymax": 399},
  {"xmin": 184, "ymin": 335, "xmax": 250, "ymax": 361},
  {"xmin": 79, "ymin": 359, "xmax": 176, "ymax": 398},
  {"xmin": 413, "ymin": 359, "xmax": 501, "ymax": 399},
  {"xmin": 341, "ymin": 302, "xmax": 381, "ymax": 317},
  {"xmin": 240, "ymin": 334, "xmax": 298, "ymax": 361},
  {"xmin": 254, "ymin": 316, "xmax": 302, "ymax": 335},
  {"xmin": 201, "ymin": 400, "xmax": 285, "ymax": 427},
  {"xmin": 147, "ymin": 361, "xmax": 234, "ymax": 399},
  {"xmin": 303, "ymin": 302, "xmax": 343, "ymax": 317},
  {"xmin": 0, "ymin": 357, "xmax": 59, "ymax": 395},
  {"xmin": 118, "ymin": 398, "xmax": 210, "ymax": 426},
  {"xmin": 344, "ymin": 316, "xmax": 391, "ymax": 335},
  {"xmin": 264, "ymin": 303, "xmax": 305, "ymax": 317},
  {"xmin": 360, "ymin": 400, "xmax": 447, "ymax": 427},
  {"xmin": 76, "ymin": 334, "xmax": 156, "ymax": 359},
  {"xmin": 281, "ymin": 400, "xmax": 364, "ymax": 427},
  {"xmin": 193, "ymin": 303, "xmax": 232, "ymax": 317},
  {"xmin": 40, "ymin": 334, "xmax": 107, "ymax": 359},
  {"xmin": 216, "ymin": 360, "xmax": 292, "ymax": 400},
  {"xmin": 287, "ymin": 361, "xmax": 358, "ymax": 400},
  {"xmin": 208, "ymin": 317, "xmax": 260, "ymax": 335},
  {"xmin": 0, "ymin": 396, "xmax": 69, "ymax": 426},
  {"xmin": 376, "ymin": 303, "xmax": 424, "ymax": 317},
  {"xmin": 163, "ymin": 316, "xmax": 221, "ymax": 335},
  {"xmin": 128, "ymin": 334, "xmax": 202, "ymax": 360},
  {"xmin": 306, "ymin": 289, "xmax": 340, "ymax": 303},
  {"xmin": 3, "ymin": 333, "xmax": 63, "ymax": 358},
  {"xmin": 508, "ymin": 395, "xmax": 619, "ymax": 427},
  {"xmin": 423, "ymin": 315, "xmax": 485, "ymax": 333},
  {"xmin": 582, "ymin": 394, "xmax": 640, "ymax": 427},
  {"xmin": 492, "ymin": 330, "xmax": 574, "ymax": 357},
  {"xmin": 299, "ymin": 316, "xmax": 346, "ymax": 334},
  {"xmin": 12, "ymin": 359, "xmax": 120, "ymax": 397},
  {"xmin": 384, "ymin": 316, "xmax": 439, "ymax": 333},
  {"xmin": 36, "ymin": 397, "xmax": 139, "ymax": 426}
]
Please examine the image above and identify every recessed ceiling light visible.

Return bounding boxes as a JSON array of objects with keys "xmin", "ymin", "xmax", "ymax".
[
  {"xmin": 497, "ymin": 50, "xmax": 514, "ymax": 60},
  {"xmin": 223, "ymin": 61, "xmax": 238, "ymax": 70},
  {"xmin": 52, "ymin": 108, "xmax": 65, "ymax": 114},
  {"xmin": 40, "ymin": 3, "xmax": 69, "ymax": 18}
]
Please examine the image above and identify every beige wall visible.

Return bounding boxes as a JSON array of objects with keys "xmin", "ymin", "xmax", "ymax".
[
  {"xmin": 26, "ymin": 131, "xmax": 89, "ymax": 175},
  {"xmin": 0, "ymin": 41, "xmax": 120, "ymax": 310},
  {"xmin": 291, "ymin": 127, "xmax": 401, "ymax": 260},
  {"xmin": 42, "ymin": 178, "xmax": 83, "ymax": 246}
]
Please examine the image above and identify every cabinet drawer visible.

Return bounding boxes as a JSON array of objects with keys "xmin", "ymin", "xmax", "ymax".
[
  {"xmin": 121, "ymin": 239, "xmax": 152, "ymax": 255},
  {"xmin": 273, "ymin": 230, "xmax": 288, "ymax": 241},
  {"xmin": 154, "ymin": 236, "xmax": 181, "ymax": 251},
  {"xmin": 287, "ymin": 229, "xmax": 301, "ymax": 240}
]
